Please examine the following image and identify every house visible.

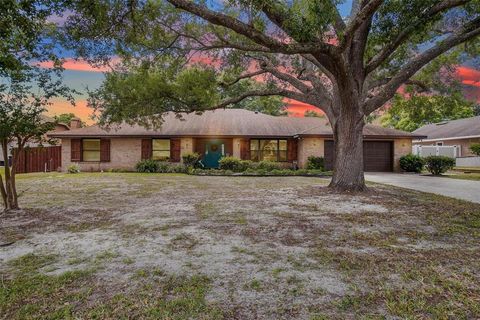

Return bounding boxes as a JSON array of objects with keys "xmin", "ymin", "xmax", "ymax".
[
  {"xmin": 48, "ymin": 109, "xmax": 422, "ymax": 172},
  {"xmin": 0, "ymin": 115, "xmax": 74, "ymax": 166},
  {"xmin": 413, "ymin": 116, "xmax": 480, "ymax": 157}
]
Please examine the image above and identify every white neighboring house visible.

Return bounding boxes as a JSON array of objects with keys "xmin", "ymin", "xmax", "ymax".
[{"xmin": 0, "ymin": 116, "xmax": 79, "ymax": 166}]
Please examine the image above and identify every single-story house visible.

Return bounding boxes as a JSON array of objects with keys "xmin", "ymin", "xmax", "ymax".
[
  {"xmin": 48, "ymin": 109, "xmax": 422, "ymax": 172},
  {"xmin": 413, "ymin": 116, "xmax": 480, "ymax": 157}
]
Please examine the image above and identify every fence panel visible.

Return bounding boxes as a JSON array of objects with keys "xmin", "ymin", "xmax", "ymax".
[
  {"xmin": 412, "ymin": 145, "xmax": 459, "ymax": 158},
  {"xmin": 13, "ymin": 146, "xmax": 62, "ymax": 173}
]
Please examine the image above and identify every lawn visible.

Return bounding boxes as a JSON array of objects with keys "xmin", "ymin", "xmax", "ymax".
[
  {"xmin": 1, "ymin": 173, "xmax": 479, "ymax": 319},
  {"xmin": 447, "ymin": 172, "xmax": 480, "ymax": 181}
]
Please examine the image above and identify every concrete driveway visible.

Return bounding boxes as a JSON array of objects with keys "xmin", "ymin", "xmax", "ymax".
[{"xmin": 365, "ymin": 173, "xmax": 480, "ymax": 204}]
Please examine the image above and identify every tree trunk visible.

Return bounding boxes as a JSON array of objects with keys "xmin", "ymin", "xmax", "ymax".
[
  {"xmin": 1, "ymin": 139, "xmax": 19, "ymax": 211},
  {"xmin": 329, "ymin": 111, "xmax": 366, "ymax": 192}
]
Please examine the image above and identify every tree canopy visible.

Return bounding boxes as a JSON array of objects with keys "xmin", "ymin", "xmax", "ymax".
[
  {"xmin": 381, "ymin": 93, "xmax": 476, "ymax": 132},
  {"xmin": 0, "ymin": 0, "xmax": 73, "ymax": 210},
  {"xmin": 63, "ymin": 0, "xmax": 480, "ymax": 190}
]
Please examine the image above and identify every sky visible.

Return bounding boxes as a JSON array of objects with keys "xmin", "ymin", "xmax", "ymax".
[{"xmin": 43, "ymin": 1, "xmax": 480, "ymax": 123}]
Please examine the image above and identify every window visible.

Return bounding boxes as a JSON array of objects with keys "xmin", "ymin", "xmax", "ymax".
[
  {"xmin": 82, "ymin": 139, "xmax": 100, "ymax": 162},
  {"xmin": 250, "ymin": 139, "xmax": 287, "ymax": 162},
  {"xmin": 436, "ymin": 142, "xmax": 444, "ymax": 146},
  {"xmin": 152, "ymin": 139, "xmax": 170, "ymax": 160}
]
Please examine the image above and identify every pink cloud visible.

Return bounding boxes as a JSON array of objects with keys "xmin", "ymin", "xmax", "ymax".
[{"xmin": 38, "ymin": 58, "xmax": 114, "ymax": 72}]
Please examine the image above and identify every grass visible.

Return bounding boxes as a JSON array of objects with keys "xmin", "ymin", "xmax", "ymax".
[
  {"xmin": 1, "ymin": 172, "xmax": 480, "ymax": 319},
  {"xmin": 447, "ymin": 172, "xmax": 480, "ymax": 181}
]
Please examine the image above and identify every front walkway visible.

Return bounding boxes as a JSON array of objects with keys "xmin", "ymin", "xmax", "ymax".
[{"xmin": 365, "ymin": 173, "xmax": 480, "ymax": 204}]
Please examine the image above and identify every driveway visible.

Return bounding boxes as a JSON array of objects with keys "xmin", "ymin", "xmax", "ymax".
[{"xmin": 365, "ymin": 173, "xmax": 480, "ymax": 204}]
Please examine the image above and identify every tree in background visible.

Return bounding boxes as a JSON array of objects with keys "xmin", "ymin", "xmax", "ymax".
[
  {"xmin": 0, "ymin": 0, "xmax": 72, "ymax": 211},
  {"xmin": 65, "ymin": 0, "xmax": 480, "ymax": 191},
  {"xmin": 54, "ymin": 113, "xmax": 86, "ymax": 127},
  {"xmin": 381, "ymin": 93, "xmax": 475, "ymax": 132},
  {"xmin": 304, "ymin": 110, "xmax": 323, "ymax": 117}
]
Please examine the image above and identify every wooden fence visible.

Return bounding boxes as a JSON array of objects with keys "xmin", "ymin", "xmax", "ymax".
[{"xmin": 13, "ymin": 146, "xmax": 62, "ymax": 173}]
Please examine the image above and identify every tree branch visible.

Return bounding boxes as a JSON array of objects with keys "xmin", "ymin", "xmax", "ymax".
[
  {"xmin": 167, "ymin": 0, "xmax": 337, "ymax": 55},
  {"xmin": 364, "ymin": 17, "xmax": 480, "ymax": 113},
  {"xmin": 366, "ymin": 0, "xmax": 471, "ymax": 73},
  {"xmin": 340, "ymin": 0, "xmax": 384, "ymax": 49},
  {"xmin": 219, "ymin": 70, "xmax": 267, "ymax": 87}
]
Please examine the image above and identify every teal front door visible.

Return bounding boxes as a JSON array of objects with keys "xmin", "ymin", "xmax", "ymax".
[{"xmin": 204, "ymin": 141, "xmax": 223, "ymax": 168}]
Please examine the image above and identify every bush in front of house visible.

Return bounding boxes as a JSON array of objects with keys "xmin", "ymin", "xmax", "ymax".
[
  {"xmin": 470, "ymin": 143, "xmax": 480, "ymax": 156},
  {"xmin": 135, "ymin": 159, "xmax": 160, "ymax": 173},
  {"xmin": 218, "ymin": 157, "xmax": 254, "ymax": 172},
  {"xmin": 256, "ymin": 160, "xmax": 281, "ymax": 171},
  {"xmin": 307, "ymin": 156, "xmax": 324, "ymax": 170},
  {"xmin": 424, "ymin": 156, "xmax": 455, "ymax": 175},
  {"xmin": 182, "ymin": 152, "xmax": 201, "ymax": 168},
  {"xmin": 67, "ymin": 164, "xmax": 80, "ymax": 174},
  {"xmin": 399, "ymin": 154, "xmax": 425, "ymax": 173}
]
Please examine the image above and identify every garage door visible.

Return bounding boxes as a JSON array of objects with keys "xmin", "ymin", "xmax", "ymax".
[{"xmin": 324, "ymin": 140, "xmax": 393, "ymax": 172}]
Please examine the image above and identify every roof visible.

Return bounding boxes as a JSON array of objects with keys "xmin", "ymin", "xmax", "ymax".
[
  {"xmin": 413, "ymin": 116, "xmax": 480, "ymax": 140},
  {"xmin": 48, "ymin": 109, "xmax": 420, "ymax": 139},
  {"xmin": 41, "ymin": 115, "xmax": 70, "ymax": 130}
]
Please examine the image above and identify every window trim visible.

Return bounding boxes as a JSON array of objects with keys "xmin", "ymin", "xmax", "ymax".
[
  {"xmin": 152, "ymin": 138, "xmax": 171, "ymax": 160},
  {"xmin": 82, "ymin": 138, "xmax": 101, "ymax": 162},
  {"xmin": 250, "ymin": 139, "xmax": 288, "ymax": 162}
]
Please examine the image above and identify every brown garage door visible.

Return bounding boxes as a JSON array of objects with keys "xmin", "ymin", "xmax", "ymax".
[{"xmin": 324, "ymin": 140, "xmax": 393, "ymax": 172}]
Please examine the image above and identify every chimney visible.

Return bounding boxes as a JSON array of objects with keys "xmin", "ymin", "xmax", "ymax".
[{"xmin": 69, "ymin": 117, "xmax": 82, "ymax": 129}]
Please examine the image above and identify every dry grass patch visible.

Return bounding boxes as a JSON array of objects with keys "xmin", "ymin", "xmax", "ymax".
[{"xmin": 0, "ymin": 173, "xmax": 479, "ymax": 319}]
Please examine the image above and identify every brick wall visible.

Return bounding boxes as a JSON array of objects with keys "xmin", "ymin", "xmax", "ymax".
[
  {"xmin": 393, "ymin": 138, "xmax": 412, "ymax": 172},
  {"xmin": 297, "ymin": 138, "xmax": 325, "ymax": 168}
]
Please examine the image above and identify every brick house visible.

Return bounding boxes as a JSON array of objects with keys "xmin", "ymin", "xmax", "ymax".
[{"xmin": 48, "ymin": 109, "xmax": 422, "ymax": 172}]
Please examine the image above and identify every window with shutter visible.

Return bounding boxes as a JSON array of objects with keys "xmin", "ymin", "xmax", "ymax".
[
  {"xmin": 141, "ymin": 139, "xmax": 153, "ymax": 160},
  {"xmin": 71, "ymin": 139, "xmax": 82, "ymax": 162},
  {"xmin": 100, "ymin": 139, "xmax": 111, "ymax": 162},
  {"xmin": 170, "ymin": 138, "xmax": 181, "ymax": 162}
]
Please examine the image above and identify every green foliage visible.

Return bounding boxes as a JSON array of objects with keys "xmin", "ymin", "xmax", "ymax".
[
  {"xmin": 182, "ymin": 152, "xmax": 201, "ymax": 168},
  {"xmin": 424, "ymin": 156, "xmax": 455, "ymax": 175},
  {"xmin": 218, "ymin": 157, "xmax": 248, "ymax": 172},
  {"xmin": 470, "ymin": 143, "xmax": 480, "ymax": 156},
  {"xmin": 135, "ymin": 160, "xmax": 187, "ymax": 173},
  {"xmin": 135, "ymin": 159, "xmax": 160, "ymax": 173},
  {"xmin": 54, "ymin": 113, "xmax": 84, "ymax": 127},
  {"xmin": 304, "ymin": 110, "xmax": 323, "ymax": 117},
  {"xmin": 67, "ymin": 164, "xmax": 80, "ymax": 174},
  {"xmin": 256, "ymin": 160, "xmax": 281, "ymax": 171},
  {"xmin": 399, "ymin": 154, "xmax": 425, "ymax": 173},
  {"xmin": 381, "ymin": 94, "xmax": 475, "ymax": 132},
  {"xmin": 307, "ymin": 156, "xmax": 324, "ymax": 170}
]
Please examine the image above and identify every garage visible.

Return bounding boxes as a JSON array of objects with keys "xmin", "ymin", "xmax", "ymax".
[{"xmin": 324, "ymin": 140, "xmax": 393, "ymax": 172}]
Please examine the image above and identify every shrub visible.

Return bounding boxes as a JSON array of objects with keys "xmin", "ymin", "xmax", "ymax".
[
  {"xmin": 470, "ymin": 143, "xmax": 480, "ymax": 156},
  {"xmin": 399, "ymin": 154, "xmax": 425, "ymax": 173},
  {"xmin": 424, "ymin": 156, "xmax": 455, "ymax": 175},
  {"xmin": 135, "ymin": 159, "xmax": 160, "ymax": 173},
  {"xmin": 256, "ymin": 160, "xmax": 281, "ymax": 171},
  {"xmin": 182, "ymin": 152, "xmax": 201, "ymax": 168},
  {"xmin": 67, "ymin": 164, "xmax": 80, "ymax": 174},
  {"xmin": 219, "ymin": 157, "xmax": 244, "ymax": 172},
  {"xmin": 306, "ymin": 156, "xmax": 324, "ymax": 170}
]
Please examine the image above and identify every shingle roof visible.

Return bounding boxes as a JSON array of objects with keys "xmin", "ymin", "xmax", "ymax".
[
  {"xmin": 413, "ymin": 116, "xmax": 480, "ymax": 140},
  {"xmin": 48, "ymin": 109, "xmax": 420, "ymax": 139}
]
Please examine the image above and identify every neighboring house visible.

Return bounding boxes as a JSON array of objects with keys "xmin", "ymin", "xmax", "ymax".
[
  {"xmin": 48, "ymin": 109, "xmax": 422, "ymax": 172},
  {"xmin": 0, "ymin": 115, "xmax": 78, "ymax": 167},
  {"xmin": 413, "ymin": 116, "xmax": 480, "ymax": 157}
]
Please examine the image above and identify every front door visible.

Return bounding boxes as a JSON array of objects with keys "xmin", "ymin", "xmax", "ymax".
[{"xmin": 204, "ymin": 141, "xmax": 224, "ymax": 168}]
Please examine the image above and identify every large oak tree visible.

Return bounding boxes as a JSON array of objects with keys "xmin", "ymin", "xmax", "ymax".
[{"xmin": 66, "ymin": 0, "xmax": 480, "ymax": 191}]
